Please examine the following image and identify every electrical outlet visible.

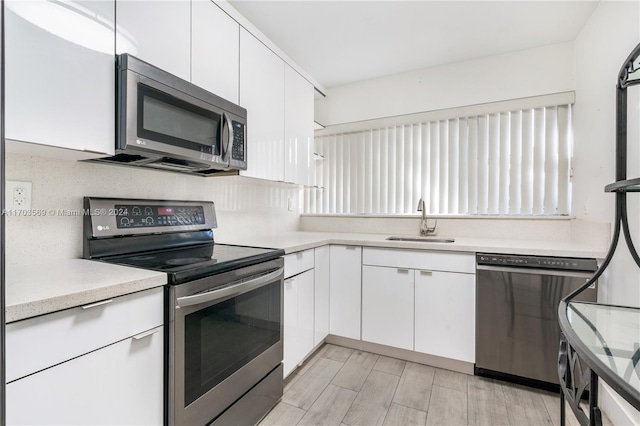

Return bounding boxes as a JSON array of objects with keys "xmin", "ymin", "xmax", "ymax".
[{"xmin": 6, "ymin": 181, "xmax": 32, "ymax": 210}]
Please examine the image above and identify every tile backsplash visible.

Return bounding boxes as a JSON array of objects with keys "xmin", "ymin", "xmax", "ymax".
[{"xmin": 5, "ymin": 152, "xmax": 303, "ymax": 267}]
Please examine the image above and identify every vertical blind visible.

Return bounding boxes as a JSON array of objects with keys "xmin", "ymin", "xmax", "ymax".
[{"xmin": 306, "ymin": 105, "xmax": 573, "ymax": 215}]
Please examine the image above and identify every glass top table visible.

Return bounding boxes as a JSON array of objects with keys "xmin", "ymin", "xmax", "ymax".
[{"xmin": 565, "ymin": 301, "xmax": 640, "ymax": 411}]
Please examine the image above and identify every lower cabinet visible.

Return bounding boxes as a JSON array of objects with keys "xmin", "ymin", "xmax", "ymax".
[
  {"xmin": 5, "ymin": 287, "xmax": 164, "ymax": 424},
  {"xmin": 329, "ymin": 245, "xmax": 362, "ymax": 340},
  {"xmin": 362, "ymin": 265, "xmax": 414, "ymax": 350},
  {"xmin": 361, "ymin": 247, "xmax": 476, "ymax": 363},
  {"xmin": 314, "ymin": 246, "xmax": 330, "ymax": 346},
  {"xmin": 414, "ymin": 270, "xmax": 475, "ymax": 363},
  {"xmin": 283, "ymin": 269, "xmax": 315, "ymax": 377},
  {"xmin": 6, "ymin": 326, "xmax": 164, "ymax": 425}
]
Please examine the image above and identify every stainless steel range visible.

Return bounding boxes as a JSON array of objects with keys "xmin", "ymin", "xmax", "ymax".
[{"xmin": 83, "ymin": 197, "xmax": 284, "ymax": 426}]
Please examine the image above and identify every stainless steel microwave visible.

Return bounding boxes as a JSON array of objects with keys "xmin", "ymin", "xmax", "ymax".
[{"xmin": 91, "ymin": 54, "xmax": 247, "ymax": 176}]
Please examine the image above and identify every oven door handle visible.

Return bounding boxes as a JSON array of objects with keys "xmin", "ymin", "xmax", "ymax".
[{"xmin": 176, "ymin": 268, "xmax": 283, "ymax": 308}]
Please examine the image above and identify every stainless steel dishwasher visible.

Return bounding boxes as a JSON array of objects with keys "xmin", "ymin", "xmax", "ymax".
[{"xmin": 475, "ymin": 253, "xmax": 597, "ymax": 389}]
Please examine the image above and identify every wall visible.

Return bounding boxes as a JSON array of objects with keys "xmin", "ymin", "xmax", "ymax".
[
  {"xmin": 572, "ymin": 2, "xmax": 640, "ymax": 423},
  {"xmin": 4, "ymin": 151, "xmax": 303, "ymax": 267},
  {"xmin": 315, "ymin": 42, "xmax": 574, "ymax": 126}
]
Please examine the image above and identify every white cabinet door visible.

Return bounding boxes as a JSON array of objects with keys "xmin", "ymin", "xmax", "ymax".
[
  {"xmin": 314, "ymin": 246, "xmax": 330, "ymax": 346},
  {"xmin": 284, "ymin": 65, "xmax": 314, "ymax": 185},
  {"xmin": 415, "ymin": 270, "xmax": 476, "ymax": 363},
  {"xmin": 6, "ymin": 326, "xmax": 163, "ymax": 425},
  {"xmin": 239, "ymin": 28, "xmax": 285, "ymax": 181},
  {"xmin": 362, "ymin": 265, "xmax": 414, "ymax": 350},
  {"xmin": 5, "ymin": 0, "xmax": 115, "ymax": 154},
  {"xmin": 116, "ymin": 0, "xmax": 190, "ymax": 81},
  {"xmin": 329, "ymin": 245, "xmax": 362, "ymax": 340},
  {"xmin": 283, "ymin": 273, "xmax": 299, "ymax": 377},
  {"xmin": 283, "ymin": 270, "xmax": 314, "ymax": 377},
  {"xmin": 191, "ymin": 0, "xmax": 239, "ymax": 103}
]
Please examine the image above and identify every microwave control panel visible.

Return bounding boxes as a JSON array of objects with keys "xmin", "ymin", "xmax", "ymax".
[
  {"xmin": 114, "ymin": 204, "xmax": 205, "ymax": 228},
  {"xmin": 231, "ymin": 121, "xmax": 245, "ymax": 161}
]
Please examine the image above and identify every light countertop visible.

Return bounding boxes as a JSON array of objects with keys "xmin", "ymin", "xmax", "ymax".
[
  {"xmin": 6, "ymin": 259, "xmax": 166, "ymax": 323},
  {"xmin": 6, "ymin": 231, "xmax": 606, "ymax": 323},
  {"xmin": 217, "ymin": 231, "xmax": 608, "ymax": 259}
]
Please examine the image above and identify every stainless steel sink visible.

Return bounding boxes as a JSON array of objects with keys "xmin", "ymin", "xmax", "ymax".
[{"xmin": 386, "ymin": 236, "xmax": 455, "ymax": 243}]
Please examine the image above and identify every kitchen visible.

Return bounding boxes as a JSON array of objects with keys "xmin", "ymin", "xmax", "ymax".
[{"xmin": 1, "ymin": 0, "xmax": 640, "ymax": 425}]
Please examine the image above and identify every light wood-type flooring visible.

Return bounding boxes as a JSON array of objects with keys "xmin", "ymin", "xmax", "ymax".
[{"xmin": 259, "ymin": 344, "xmax": 612, "ymax": 426}]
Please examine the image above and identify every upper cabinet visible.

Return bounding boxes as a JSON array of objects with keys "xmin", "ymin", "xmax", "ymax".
[
  {"xmin": 5, "ymin": 0, "xmax": 116, "ymax": 155},
  {"xmin": 239, "ymin": 28, "xmax": 285, "ymax": 182},
  {"xmin": 191, "ymin": 0, "xmax": 240, "ymax": 104},
  {"xmin": 115, "ymin": 0, "xmax": 190, "ymax": 81},
  {"xmin": 284, "ymin": 65, "xmax": 314, "ymax": 186}
]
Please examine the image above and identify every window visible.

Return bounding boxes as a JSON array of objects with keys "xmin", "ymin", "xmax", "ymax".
[{"xmin": 306, "ymin": 94, "xmax": 573, "ymax": 216}]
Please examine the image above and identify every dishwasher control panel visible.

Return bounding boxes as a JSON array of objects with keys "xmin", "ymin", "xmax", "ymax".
[{"xmin": 476, "ymin": 253, "xmax": 597, "ymax": 272}]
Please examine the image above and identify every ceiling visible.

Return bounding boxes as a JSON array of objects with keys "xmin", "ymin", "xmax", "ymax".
[{"xmin": 228, "ymin": 1, "xmax": 599, "ymax": 90}]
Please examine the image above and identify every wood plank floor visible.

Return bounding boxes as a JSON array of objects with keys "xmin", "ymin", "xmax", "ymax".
[{"xmin": 260, "ymin": 344, "xmax": 612, "ymax": 426}]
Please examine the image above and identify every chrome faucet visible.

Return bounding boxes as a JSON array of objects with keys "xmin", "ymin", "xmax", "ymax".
[{"xmin": 417, "ymin": 198, "xmax": 436, "ymax": 236}]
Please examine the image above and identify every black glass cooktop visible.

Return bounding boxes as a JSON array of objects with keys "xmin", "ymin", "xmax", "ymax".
[{"xmin": 102, "ymin": 243, "xmax": 284, "ymax": 285}]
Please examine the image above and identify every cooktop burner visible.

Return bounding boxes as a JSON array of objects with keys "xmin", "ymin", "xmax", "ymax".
[{"xmin": 102, "ymin": 243, "xmax": 283, "ymax": 284}]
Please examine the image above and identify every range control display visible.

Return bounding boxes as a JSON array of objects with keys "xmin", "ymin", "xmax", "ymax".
[{"xmin": 115, "ymin": 204, "xmax": 205, "ymax": 228}]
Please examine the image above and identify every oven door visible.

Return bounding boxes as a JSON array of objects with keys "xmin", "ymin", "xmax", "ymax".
[{"xmin": 170, "ymin": 262, "xmax": 283, "ymax": 426}]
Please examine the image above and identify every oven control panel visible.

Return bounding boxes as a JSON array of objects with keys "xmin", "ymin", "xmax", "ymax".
[
  {"xmin": 114, "ymin": 204, "xmax": 205, "ymax": 228},
  {"xmin": 84, "ymin": 197, "xmax": 217, "ymax": 239}
]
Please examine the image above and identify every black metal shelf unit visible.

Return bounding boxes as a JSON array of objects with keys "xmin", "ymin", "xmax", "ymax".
[{"xmin": 557, "ymin": 42, "xmax": 640, "ymax": 426}]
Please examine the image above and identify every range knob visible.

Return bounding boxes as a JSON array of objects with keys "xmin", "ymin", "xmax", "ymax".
[
  {"xmin": 120, "ymin": 217, "xmax": 130, "ymax": 226},
  {"xmin": 132, "ymin": 206, "xmax": 142, "ymax": 216},
  {"xmin": 145, "ymin": 216, "xmax": 154, "ymax": 225}
]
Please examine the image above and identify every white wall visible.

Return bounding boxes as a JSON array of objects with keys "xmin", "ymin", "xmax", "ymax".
[
  {"xmin": 315, "ymin": 42, "xmax": 574, "ymax": 126},
  {"xmin": 572, "ymin": 2, "xmax": 640, "ymax": 423},
  {"xmin": 4, "ymin": 152, "xmax": 303, "ymax": 267}
]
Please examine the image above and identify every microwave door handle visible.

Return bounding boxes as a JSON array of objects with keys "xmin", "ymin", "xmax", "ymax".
[
  {"xmin": 221, "ymin": 112, "xmax": 233, "ymax": 166},
  {"xmin": 176, "ymin": 268, "xmax": 283, "ymax": 308}
]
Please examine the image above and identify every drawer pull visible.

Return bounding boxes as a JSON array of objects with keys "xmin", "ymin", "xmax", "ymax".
[
  {"xmin": 81, "ymin": 299, "xmax": 113, "ymax": 310},
  {"xmin": 296, "ymin": 252, "xmax": 304, "ymax": 259},
  {"xmin": 420, "ymin": 270, "xmax": 433, "ymax": 275},
  {"xmin": 397, "ymin": 268, "xmax": 410, "ymax": 273},
  {"xmin": 132, "ymin": 328, "xmax": 160, "ymax": 340},
  {"xmin": 346, "ymin": 246, "xmax": 357, "ymax": 250},
  {"xmin": 285, "ymin": 278, "xmax": 295, "ymax": 285}
]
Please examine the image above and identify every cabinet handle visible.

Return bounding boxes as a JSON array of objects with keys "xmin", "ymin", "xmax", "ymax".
[
  {"xmin": 81, "ymin": 299, "xmax": 113, "ymax": 310},
  {"xmin": 346, "ymin": 246, "xmax": 357, "ymax": 250},
  {"xmin": 296, "ymin": 252, "xmax": 304, "ymax": 259},
  {"xmin": 397, "ymin": 268, "xmax": 410, "ymax": 273},
  {"xmin": 132, "ymin": 328, "xmax": 160, "ymax": 340},
  {"xmin": 285, "ymin": 278, "xmax": 295, "ymax": 285},
  {"xmin": 419, "ymin": 270, "xmax": 433, "ymax": 275}
]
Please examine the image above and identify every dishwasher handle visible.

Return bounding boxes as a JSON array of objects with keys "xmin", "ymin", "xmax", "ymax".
[{"xmin": 476, "ymin": 264, "xmax": 596, "ymax": 279}]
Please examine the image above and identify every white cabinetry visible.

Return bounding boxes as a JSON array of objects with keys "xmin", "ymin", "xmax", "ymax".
[
  {"xmin": 283, "ymin": 250, "xmax": 315, "ymax": 377},
  {"xmin": 7, "ymin": 325, "xmax": 163, "ymax": 425},
  {"xmin": 284, "ymin": 65, "xmax": 314, "ymax": 186},
  {"xmin": 239, "ymin": 28, "xmax": 285, "ymax": 181},
  {"xmin": 362, "ymin": 265, "xmax": 414, "ymax": 350},
  {"xmin": 414, "ymin": 270, "xmax": 475, "ymax": 363},
  {"xmin": 5, "ymin": 0, "xmax": 115, "ymax": 154},
  {"xmin": 329, "ymin": 245, "xmax": 362, "ymax": 340},
  {"xmin": 6, "ymin": 288, "xmax": 164, "ymax": 424},
  {"xmin": 191, "ymin": 0, "xmax": 239, "ymax": 103},
  {"xmin": 116, "ymin": 0, "xmax": 191, "ymax": 81},
  {"xmin": 314, "ymin": 246, "xmax": 330, "ymax": 345},
  {"xmin": 362, "ymin": 248, "xmax": 475, "ymax": 363}
]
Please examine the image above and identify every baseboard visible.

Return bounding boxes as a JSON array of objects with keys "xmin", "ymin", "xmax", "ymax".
[
  {"xmin": 600, "ymin": 382, "xmax": 640, "ymax": 426},
  {"xmin": 325, "ymin": 335, "xmax": 474, "ymax": 375}
]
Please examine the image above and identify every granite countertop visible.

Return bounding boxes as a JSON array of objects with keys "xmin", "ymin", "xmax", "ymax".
[
  {"xmin": 217, "ymin": 231, "xmax": 608, "ymax": 259},
  {"xmin": 6, "ymin": 259, "xmax": 166, "ymax": 323},
  {"xmin": 6, "ymin": 231, "xmax": 606, "ymax": 323}
]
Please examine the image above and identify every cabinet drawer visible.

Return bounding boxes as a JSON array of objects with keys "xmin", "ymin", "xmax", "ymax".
[
  {"xmin": 6, "ymin": 287, "xmax": 163, "ymax": 382},
  {"xmin": 284, "ymin": 249, "xmax": 314, "ymax": 278},
  {"xmin": 363, "ymin": 247, "xmax": 475, "ymax": 274}
]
